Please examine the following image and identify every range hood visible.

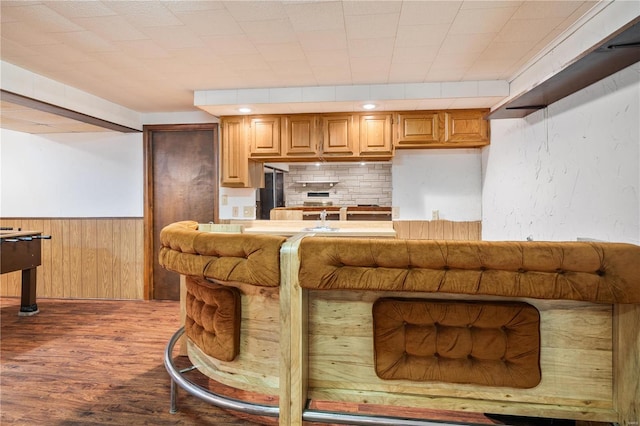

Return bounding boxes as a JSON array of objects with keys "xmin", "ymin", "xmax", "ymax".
[{"xmin": 488, "ymin": 18, "xmax": 640, "ymax": 120}]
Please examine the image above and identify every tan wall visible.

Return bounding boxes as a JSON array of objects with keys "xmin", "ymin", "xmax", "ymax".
[{"xmin": 1, "ymin": 218, "xmax": 144, "ymax": 300}]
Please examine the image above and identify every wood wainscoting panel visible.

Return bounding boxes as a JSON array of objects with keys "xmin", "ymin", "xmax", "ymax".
[
  {"xmin": 0, "ymin": 218, "xmax": 143, "ymax": 300},
  {"xmin": 393, "ymin": 220, "xmax": 482, "ymax": 240}
]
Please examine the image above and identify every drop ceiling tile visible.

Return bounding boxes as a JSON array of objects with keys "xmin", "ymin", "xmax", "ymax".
[
  {"xmin": 165, "ymin": 1, "xmax": 226, "ymax": 13},
  {"xmin": 28, "ymin": 42, "xmax": 94, "ymax": 63},
  {"xmin": 297, "ymin": 30, "xmax": 347, "ymax": 51},
  {"xmin": 49, "ymin": 30, "xmax": 117, "ymax": 53},
  {"xmin": 1, "ymin": 22, "xmax": 59, "ymax": 46},
  {"xmin": 392, "ymin": 45, "xmax": 439, "ymax": 64},
  {"xmin": 343, "ymin": 1, "xmax": 402, "ymax": 16},
  {"xmin": 224, "ymin": 1, "xmax": 288, "ymax": 22},
  {"xmin": 138, "ymin": 25, "xmax": 206, "ymax": 50},
  {"xmin": 347, "ymin": 37, "xmax": 395, "ymax": 58},
  {"xmin": 395, "ymin": 24, "xmax": 450, "ymax": 47},
  {"xmin": 2, "ymin": 3, "xmax": 83, "ymax": 33},
  {"xmin": 285, "ymin": 1, "xmax": 344, "ymax": 32},
  {"xmin": 512, "ymin": 1, "xmax": 586, "ymax": 19},
  {"xmin": 312, "ymin": 68, "xmax": 353, "ymax": 86},
  {"xmin": 240, "ymin": 19, "xmax": 297, "ymax": 44},
  {"xmin": 201, "ymin": 35, "xmax": 258, "ymax": 56},
  {"xmin": 345, "ymin": 13, "xmax": 400, "ymax": 39},
  {"xmin": 448, "ymin": 6, "xmax": 517, "ymax": 35},
  {"xmin": 105, "ymin": 2, "xmax": 184, "ymax": 28},
  {"xmin": 45, "ymin": 0, "xmax": 114, "ymax": 19},
  {"xmin": 270, "ymin": 63, "xmax": 316, "ymax": 83},
  {"xmin": 305, "ymin": 50, "xmax": 350, "ymax": 68},
  {"xmin": 399, "ymin": 1, "xmax": 461, "ymax": 26},
  {"xmin": 496, "ymin": 17, "xmax": 567, "ymax": 43},
  {"xmin": 174, "ymin": 9, "xmax": 244, "ymax": 37},
  {"xmin": 460, "ymin": 1, "xmax": 524, "ymax": 10},
  {"xmin": 256, "ymin": 42, "xmax": 306, "ymax": 62},
  {"xmin": 223, "ymin": 54, "xmax": 272, "ymax": 71},
  {"xmin": 438, "ymin": 33, "xmax": 495, "ymax": 55},
  {"xmin": 72, "ymin": 15, "xmax": 149, "ymax": 41},
  {"xmin": 426, "ymin": 67, "xmax": 468, "ymax": 82}
]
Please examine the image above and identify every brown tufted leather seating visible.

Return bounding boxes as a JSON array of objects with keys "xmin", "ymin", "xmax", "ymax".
[
  {"xmin": 159, "ymin": 220, "xmax": 286, "ymax": 287},
  {"xmin": 159, "ymin": 221, "xmax": 287, "ymax": 361},
  {"xmin": 298, "ymin": 237, "xmax": 640, "ymax": 304}
]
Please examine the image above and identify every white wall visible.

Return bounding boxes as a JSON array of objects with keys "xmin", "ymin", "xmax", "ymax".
[
  {"xmin": 482, "ymin": 63, "xmax": 640, "ymax": 244},
  {"xmin": 0, "ymin": 129, "xmax": 143, "ymax": 217},
  {"xmin": 392, "ymin": 149, "xmax": 483, "ymax": 221}
]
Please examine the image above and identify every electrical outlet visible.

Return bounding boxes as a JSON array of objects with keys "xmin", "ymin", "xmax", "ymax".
[
  {"xmin": 432, "ymin": 210, "xmax": 440, "ymax": 220},
  {"xmin": 392, "ymin": 207, "xmax": 399, "ymax": 219},
  {"xmin": 221, "ymin": 195, "xmax": 228, "ymax": 205},
  {"xmin": 232, "ymin": 206, "xmax": 239, "ymax": 217},
  {"xmin": 243, "ymin": 206, "xmax": 253, "ymax": 218}
]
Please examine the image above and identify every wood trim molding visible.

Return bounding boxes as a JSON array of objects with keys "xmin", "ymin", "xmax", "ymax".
[{"xmin": 1, "ymin": 89, "xmax": 140, "ymax": 133}]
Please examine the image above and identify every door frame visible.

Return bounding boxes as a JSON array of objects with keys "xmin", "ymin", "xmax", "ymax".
[{"xmin": 143, "ymin": 123, "xmax": 219, "ymax": 300}]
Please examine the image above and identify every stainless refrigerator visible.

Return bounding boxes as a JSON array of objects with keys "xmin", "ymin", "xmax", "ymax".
[{"xmin": 258, "ymin": 167, "xmax": 285, "ymax": 219}]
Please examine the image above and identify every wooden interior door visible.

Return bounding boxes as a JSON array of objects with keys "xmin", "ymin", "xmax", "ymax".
[{"xmin": 144, "ymin": 124, "xmax": 218, "ymax": 300}]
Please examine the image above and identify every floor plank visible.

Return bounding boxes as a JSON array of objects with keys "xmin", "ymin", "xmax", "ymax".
[
  {"xmin": 0, "ymin": 297, "xmax": 262, "ymax": 426},
  {"xmin": 0, "ymin": 297, "xmax": 606, "ymax": 426}
]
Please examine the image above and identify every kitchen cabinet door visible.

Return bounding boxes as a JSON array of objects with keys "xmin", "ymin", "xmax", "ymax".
[
  {"xmin": 221, "ymin": 117, "xmax": 262, "ymax": 187},
  {"xmin": 321, "ymin": 114, "xmax": 357, "ymax": 157},
  {"xmin": 394, "ymin": 112, "xmax": 439, "ymax": 147},
  {"xmin": 359, "ymin": 113, "xmax": 393, "ymax": 157},
  {"xmin": 249, "ymin": 116, "xmax": 281, "ymax": 157},
  {"xmin": 442, "ymin": 109, "xmax": 489, "ymax": 146},
  {"xmin": 283, "ymin": 115, "xmax": 320, "ymax": 158}
]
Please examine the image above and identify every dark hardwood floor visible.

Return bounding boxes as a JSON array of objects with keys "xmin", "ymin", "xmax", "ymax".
[
  {"xmin": 1, "ymin": 297, "xmax": 606, "ymax": 426},
  {"xmin": 0, "ymin": 297, "xmax": 263, "ymax": 426}
]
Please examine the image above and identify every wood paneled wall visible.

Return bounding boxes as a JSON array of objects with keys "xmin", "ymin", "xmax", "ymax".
[
  {"xmin": 393, "ymin": 220, "xmax": 481, "ymax": 240},
  {"xmin": 1, "ymin": 218, "xmax": 143, "ymax": 300}
]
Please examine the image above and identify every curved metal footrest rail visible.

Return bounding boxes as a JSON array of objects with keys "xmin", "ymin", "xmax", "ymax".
[
  {"xmin": 165, "ymin": 327, "xmax": 472, "ymax": 426},
  {"xmin": 164, "ymin": 327, "xmax": 280, "ymax": 418}
]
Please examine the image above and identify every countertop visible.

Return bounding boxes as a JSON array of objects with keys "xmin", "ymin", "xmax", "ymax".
[{"xmin": 229, "ymin": 220, "xmax": 396, "ymax": 238}]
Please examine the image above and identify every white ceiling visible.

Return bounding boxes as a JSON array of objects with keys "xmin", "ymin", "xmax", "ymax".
[{"xmin": 0, "ymin": 0, "xmax": 602, "ymax": 132}]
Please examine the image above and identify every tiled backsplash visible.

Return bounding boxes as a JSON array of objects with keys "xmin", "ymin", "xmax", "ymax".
[{"xmin": 284, "ymin": 163, "xmax": 392, "ymax": 206}]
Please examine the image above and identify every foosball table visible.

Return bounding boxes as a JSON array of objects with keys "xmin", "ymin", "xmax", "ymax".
[{"xmin": 0, "ymin": 228, "xmax": 50, "ymax": 316}]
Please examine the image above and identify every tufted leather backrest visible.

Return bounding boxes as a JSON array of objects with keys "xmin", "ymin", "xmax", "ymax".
[
  {"xmin": 298, "ymin": 237, "xmax": 640, "ymax": 304},
  {"xmin": 159, "ymin": 221, "xmax": 287, "ymax": 287}
]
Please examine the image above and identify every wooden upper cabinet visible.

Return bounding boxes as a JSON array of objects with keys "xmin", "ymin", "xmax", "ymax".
[
  {"xmin": 321, "ymin": 114, "xmax": 357, "ymax": 157},
  {"xmin": 394, "ymin": 109, "xmax": 489, "ymax": 148},
  {"xmin": 359, "ymin": 113, "xmax": 393, "ymax": 157},
  {"xmin": 221, "ymin": 117, "xmax": 262, "ymax": 188},
  {"xmin": 283, "ymin": 115, "xmax": 319, "ymax": 158},
  {"xmin": 395, "ymin": 112, "xmax": 439, "ymax": 147},
  {"xmin": 443, "ymin": 109, "xmax": 489, "ymax": 145},
  {"xmin": 249, "ymin": 116, "xmax": 281, "ymax": 157}
]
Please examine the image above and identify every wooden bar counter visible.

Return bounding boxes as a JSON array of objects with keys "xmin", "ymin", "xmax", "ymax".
[{"xmin": 230, "ymin": 219, "xmax": 397, "ymax": 238}]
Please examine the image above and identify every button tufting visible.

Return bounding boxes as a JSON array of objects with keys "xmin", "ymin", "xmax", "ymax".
[{"xmin": 596, "ymin": 269, "xmax": 605, "ymax": 276}]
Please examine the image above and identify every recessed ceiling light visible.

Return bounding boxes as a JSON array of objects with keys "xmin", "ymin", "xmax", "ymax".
[
  {"xmin": 362, "ymin": 103, "xmax": 376, "ymax": 110},
  {"xmin": 238, "ymin": 107, "xmax": 251, "ymax": 113}
]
